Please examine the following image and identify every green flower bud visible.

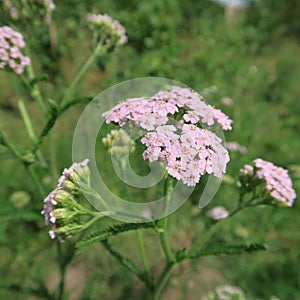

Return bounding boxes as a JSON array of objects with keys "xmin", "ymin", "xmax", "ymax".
[
  {"xmin": 69, "ymin": 167, "xmax": 90, "ymax": 186},
  {"xmin": 53, "ymin": 208, "xmax": 69, "ymax": 220},
  {"xmin": 63, "ymin": 180, "xmax": 80, "ymax": 194},
  {"xmin": 55, "ymin": 223, "xmax": 83, "ymax": 239},
  {"xmin": 54, "ymin": 189, "xmax": 73, "ymax": 204},
  {"xmin": 22, "ymin": 151, "xmax": 35, "ymax": 165}
]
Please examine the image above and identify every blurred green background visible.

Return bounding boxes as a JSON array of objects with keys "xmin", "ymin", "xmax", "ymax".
[{"xmin": 0, "ymin": 0, "xmax": 299, "ymax": 299}]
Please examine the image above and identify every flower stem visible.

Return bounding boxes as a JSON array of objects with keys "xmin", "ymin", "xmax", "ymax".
[
  {"xmin": 17, "ymin": 98, "xmax": 37, "ymax": 143},
  {"xmin": 190, "ymin": 218, "xmax": 229, "ymax": 254},
  {"xmin": 27, "ymin": 166, "xmax": 46, "ymax": 197},
  {"xmin": 81, "ymin": 214, "xmax": 105, "ymax": 230},
  {"xmin": 157, "ymin": 178, "xmax": 175, "ymax": 264},
  {"xmin": 102, "ymin": 240, "xmax": 153, "ymax": 288},
  {"xmin": 1, "ymin": 130, "xmax": 46, "ymax": 198},
  {"xmin": 9, "ymin": 73, "xmax": 37, "ymax": 143},
  {"xmin": 60, "ymin": 46, "xmax": 103, "ymax": 107},
  {"xmin": 0, "ymin": 130, "xmax": 23, "ymax": 161},
  {"xmin": 24, "ymin": 52, "xmax": 47, "ymax": 116},
  {"xmin": 136, "ymin": 229, "xmax": 149, "ymax": 273},
  {"xmin": 57, "ymin": 243, "xmax": 66, "ymax": 300},
  {"xmin": 153, "ymin": 263, "xmax": 175, "ymax": 300},
  {"xmin": 158, "ymin": 227, "xmax": 174, "ymax": 264},
  {"xmin": 190, "ymin": 195, "xmax": 252, "ymax": 254}
]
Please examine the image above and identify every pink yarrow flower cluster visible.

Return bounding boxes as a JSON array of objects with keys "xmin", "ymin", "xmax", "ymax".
[
  {"xmin": 41, "ymin": 159, "xmax": 89, "ymax": 241},
  {"xmin": 103, "ymin": 86, "xmax": 232, "ymax": 186},
  {"xmin": 240, "ymin": 158, "xmax": 296, "ymax": 207},
  {"xmin": 226, "ymin": 141, "xmax": 247, "ymax": 154},
  {"xmin": 87, "ymin": 13, "xmax": 128, "ymax": 46},
  {"xmin": 0, "ymin": 26, "xmax": 30, "ymax": 74},
  {"xmin": 103, "ymin": 86, "xmax": 232, "ymax": 130}
]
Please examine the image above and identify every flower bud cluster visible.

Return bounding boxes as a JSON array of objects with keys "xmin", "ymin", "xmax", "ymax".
[
  {"xmin": 41, "ymin": 159, "xmax": 90, "ymax": 241},
  {"xmin": 0, "ymin": 26, "xmax": 30, "ymax": 74},
  {"xmin": 2, "ymin": 0, "xmax": 56, "ymax": 24},
  {"xmin": 102, "ymin": 129, "xmax": 135, "ymax": 155},
  {"xmin": 86, "ymin": 13, "xmax": 128, "ymax": 50}
]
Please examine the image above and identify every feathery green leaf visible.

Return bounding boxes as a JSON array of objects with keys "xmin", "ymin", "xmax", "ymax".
[
  {"xmin": 185, "ymin": 243, "xmax": 267, "ymax": 260},
  {"xmin": 76, "ymin": 222, "xmax": 155, "ymax": 248}
]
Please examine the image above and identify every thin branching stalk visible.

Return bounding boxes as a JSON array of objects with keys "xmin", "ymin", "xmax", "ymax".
[
  {"xmin": 153, "ymin": 262, "xmax": 176, "ymax": 300},
  {"xmin": 102, "ymin": 240, "xmax": 154, "ymax": 289},
  {"xmin": 60, "ymin": 44, "xmax": 107, "ymax": 107},
  {"xmin": 24, "ymin": 50, "xmax": 47, "ymax": 116},
  {"xmin": 157, "ymin": 178, "xmax": 175, "ymax": 264},
  {"xmin": 137, "ymin": 229, "xmax": 149, "ymax": 273}
]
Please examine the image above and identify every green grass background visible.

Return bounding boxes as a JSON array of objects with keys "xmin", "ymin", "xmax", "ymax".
[{"xmin": 0, "ymin": 0, "xmax": 299, "ymax": 299}]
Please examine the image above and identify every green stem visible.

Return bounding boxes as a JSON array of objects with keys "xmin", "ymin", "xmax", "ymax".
[
  {"xmin": 60, "ymin": 46, "xmax": 103, "ymax": 107},
  {"xmin": 190, "ymin": 218, "xmax": 229, "ymax": 254},
  {"xmin": 57, "ymin": 243, "xmax": 66, "ymax": 300},
  {"xmin": 24, "ymin": 54, "xmax": 47, "ymax": 116},
  {"xmin": 27, "ymin": 166, "xmax": 46, "ymax": 197},
  {"xmin": 1, "ymin": 131, "xmax": 46, "ymax": 198},
  {"xmin": 17, "ymin": 98, "xmax": 37, "ymax": 143},
  {"xmin": 158, "ymin": 228, "xmax": 174, "ymax": 264},
  {"xmin": 157, "ymin": 178, "xmax": 175, "ymax": 264},
  {"xmin": 0, "ymin": 130, "xmax": 23, "ymax": 161},
  {"xmin": 78, "ymin": 182, "xmax": 110, "ymax": 212},
  {"xmin": 153, "ymin": 263, "xmax": 175, "ymax": 300},
  {"xmin": 190, "ymin": 194, "xmax": 257, "ymax": 254},
  {"xmin": 48, "ymin": 21, "xmax": 57, "ymax": 57},
  {"xmin": 81, "ymin": 213, "xmax": 106, "ymax": 230},
  {"xmin": 9, "ymin": 73, "xmax": 38, "ymax": 143},
  {"xmin": 136, "ymin": 229, "xmax": 149, "ymax": 273},
  {"xmin": 118, "ymin": 161, "xmax": 149, "ymax": 271},
  {"xmin": 102, "ymin": 240, "xmax": 153, "ymax": 288}
]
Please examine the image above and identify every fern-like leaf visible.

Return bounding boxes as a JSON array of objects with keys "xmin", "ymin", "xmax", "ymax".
[
  {"xmin": 76, "ymin": 222, "xmax": 155, "ymax": 248},
  {"xmin": 186, "ymin": 243, "xmax": 267, "ymax": 260}
]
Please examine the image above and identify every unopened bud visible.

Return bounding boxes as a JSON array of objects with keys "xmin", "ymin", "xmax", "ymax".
[
  {"xmin": 63, "ymin": 180, "xmax": 80, "ymax": 194},
  {"xmin": 54, "ymin": 189, "xmax": 73, "ymax": 204},
  {"xmin": 55, "ymin": 224, "xmax": 83, "ymax": 239},
  {"xmin": 53, "ymin": 208, "xmax": 69, "ymax": 220}
]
